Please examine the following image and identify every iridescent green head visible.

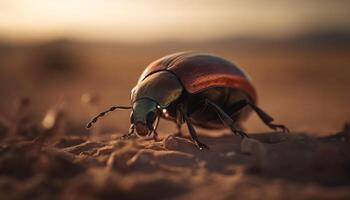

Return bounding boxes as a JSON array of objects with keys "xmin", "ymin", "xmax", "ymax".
[
  {"xmin": 129, "ymin": 98, "xmax": 158, "ymax": 136},
  {"xmin": 130, "ymin": 71, "xmax": 183, "ymax": 137}
]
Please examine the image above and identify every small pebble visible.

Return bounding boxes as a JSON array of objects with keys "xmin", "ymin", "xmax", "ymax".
[
  {"xmin": 163, "ymin": 135, "xmax": 196, "ymax": 151},
  {"xmin": 240, "ymin": 137, "xmax": 265, "ymax": 155},
  {"xmin": 126, "ymin": 150, "xmax": 153, "ymax": 166},
  {"xmin": 225, "ymin": 151, "xmax": 236, "ymax": 157},
  {"xmin": 241, "ymin": 137, "xmax": 267, "ymax": 173},
  {"xmin": 163, "ymin": 135, "xmax": 179, "ymax": 149}
]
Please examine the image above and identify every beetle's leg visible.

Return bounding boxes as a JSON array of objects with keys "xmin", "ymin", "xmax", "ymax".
[
  {"xmin": 184, "ymin": 119, "xmax": 209, "ymax": 150},
  {"xmin": 174, "ymin": 104, "xmax": 184, "ymax": 137},
  {"xmin": 153, "ymin": 130, "xmax": 161, "ymax": 142},
  {"xmin": 247, "ymin": 101, "xmax": 289, "ymax": 133},
  {"xmin": 174, "ymin": 123, "xmax": 183, "ymax": 137},
  {"xmin": 205, "ymin": 99, "xmax": 249, "ymax": 138},
  {"xmin": 228, "ymin": 100, "xmax": 289, "ymax": 133},
  {"xmin": 119, "ymin": 124, "xmax": 135, "ymax": 140},
  {"xmin": 179, "ymin": 104, "xmax": 209, "ymax": 150}
]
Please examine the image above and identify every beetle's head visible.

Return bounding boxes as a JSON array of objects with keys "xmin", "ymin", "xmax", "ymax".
[{"xmin": 131, "ymin": 98, "xmax": 159, "ymax": 137}]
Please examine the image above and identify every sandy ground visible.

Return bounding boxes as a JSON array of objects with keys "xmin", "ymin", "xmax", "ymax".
[
  {"xmin": 0, "ymin": 40, "xmax": 350, "ymax": 199},
  {"xmin": 1, "ymin": 122, "xmax": 350, "ymax": 200}
]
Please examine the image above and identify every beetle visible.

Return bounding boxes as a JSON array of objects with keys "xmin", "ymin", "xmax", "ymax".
[{"xmin": 87, "ymin": 52, "xmax": 288, "ymax": 149}]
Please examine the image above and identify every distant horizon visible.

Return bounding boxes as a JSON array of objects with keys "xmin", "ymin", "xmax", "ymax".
[
  {"xmin": 1, "ymin": 0, "xmax": 349, "ymax": 44},
  {"xmin": 1, "ymin": 27, "xmax": 350, "ymax": 46}
]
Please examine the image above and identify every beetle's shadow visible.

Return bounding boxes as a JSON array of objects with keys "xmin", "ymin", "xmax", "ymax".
[
  {"xmin": 165, "ymin": 130, "xmax": 350, "ymax": 187},
  {"xmin": 162, "ymin": 133, "xmax": 253, "ymax": 174}
]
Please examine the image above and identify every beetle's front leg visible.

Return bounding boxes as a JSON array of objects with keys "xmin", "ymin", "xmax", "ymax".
[
  {"xmin": 119, "ymin": 124, "xmax": 135, "ymax": 140},
  {"xmin": 173, "ymin": 123, "xmax": 182, "ymax": 137},
  {"xmin": 153, "ymin": 130, "xmax": 161, "ymax": 142}
]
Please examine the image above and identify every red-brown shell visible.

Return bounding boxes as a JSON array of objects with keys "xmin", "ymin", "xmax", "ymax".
[{"xmin": 138, "ymin": 52, "xmax": 257, "ymax": 103}]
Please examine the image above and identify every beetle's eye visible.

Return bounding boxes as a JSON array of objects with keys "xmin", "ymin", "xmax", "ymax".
[
  {"xmin": 130, "ymin": 113, "xmax": 134, "ymax": 124},
  {"xmin": 146, "ymin": 112, "xmax": 157, "ymax": 130}
]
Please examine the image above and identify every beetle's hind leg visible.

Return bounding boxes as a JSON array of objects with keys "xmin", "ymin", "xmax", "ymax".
[
  {"xmin": 266, "ymin": 123, "xmax": 289, "ymax": 133},
  {"xmin": 244, "ymin": 100, "xmax": 289, "ymax": 133},
  {"xmin": 249, "ymin": 103, "xmax": 289, "ymax": 132},
  {"xmin": 227, "ymin": 99, "xmax": 289, "ymax": 133}
]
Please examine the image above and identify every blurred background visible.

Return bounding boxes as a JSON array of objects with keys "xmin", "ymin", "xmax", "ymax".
[{"xmin": 0, "ymin": 0, "xmax": 349, "ymax": 135}]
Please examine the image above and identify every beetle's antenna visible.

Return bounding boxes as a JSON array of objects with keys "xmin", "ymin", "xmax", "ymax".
[{"xmin": 86, "ymin": 106, "xmax": 132, "ymax": 129}]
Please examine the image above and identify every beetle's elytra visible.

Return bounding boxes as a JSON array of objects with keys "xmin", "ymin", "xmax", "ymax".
[{"xmin": 87, "ymin": 52, "xmax": 288, "ymax": 149}]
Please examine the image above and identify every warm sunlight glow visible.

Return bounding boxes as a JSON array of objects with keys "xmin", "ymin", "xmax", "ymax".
[{"xmin": 0, "ymin": 0, "xmax": 349, "ymax": 42}]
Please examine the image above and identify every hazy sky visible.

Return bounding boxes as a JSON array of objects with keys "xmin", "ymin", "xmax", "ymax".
[{"xmin": 0, "ymin": 0, "xmax": 349, "ymax": 43}]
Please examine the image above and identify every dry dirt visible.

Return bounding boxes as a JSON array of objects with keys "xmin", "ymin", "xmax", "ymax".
[{"xmin": 1, "ymin": 121, "xmax": 350, "ymax": 200}]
